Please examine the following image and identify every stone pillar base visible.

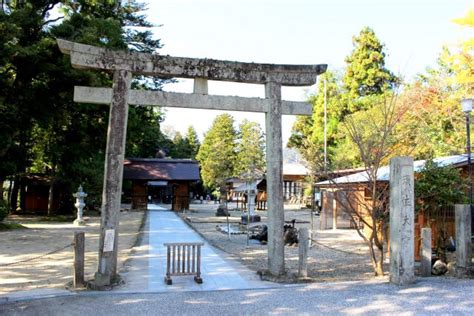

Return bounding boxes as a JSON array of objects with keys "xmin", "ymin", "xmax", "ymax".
[
  {"xmin": 241, "ymin": 214, "xmax": 261, "ymax": 225},
  {"xmin": 73, "ymin": 219, "xmax": 86, "ymax": 226},
  {"xmin": 92, "ymin": 272, "xmax": 112, "ymax": 289},
  {"xmin": 456, "ymin": 266, "xmax": 474, "ymax": 278}
]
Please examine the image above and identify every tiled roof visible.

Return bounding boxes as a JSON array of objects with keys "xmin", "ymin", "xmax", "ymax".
[
  {"xmin": 123, "ymin": 158, "xmax": 200, "ymax": 181},
  {"xmin": 316, "ymin": 154, "xmax": 470, "ymax": 186},
  {"xmin": 283, "ymin": 163, "xmax": 309, "ymax": 176}
]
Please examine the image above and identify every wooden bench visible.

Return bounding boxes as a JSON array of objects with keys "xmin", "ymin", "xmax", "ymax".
[{"xmin": 164, "ymin": 242, "xmax": 204, "ymax": 285}]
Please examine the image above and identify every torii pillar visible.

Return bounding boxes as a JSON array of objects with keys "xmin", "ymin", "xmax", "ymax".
[{"xmin": 57, "ymin": 39, "xmax": 327, "ymax": 284}]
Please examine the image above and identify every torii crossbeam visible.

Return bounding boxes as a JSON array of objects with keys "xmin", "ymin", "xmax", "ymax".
[{"xmin": 58, "ymin": 39, "xmax": 327, "ymax": 286}]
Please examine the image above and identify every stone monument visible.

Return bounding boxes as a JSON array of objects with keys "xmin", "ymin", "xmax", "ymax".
[{"xmin": 389, "ymin": 157, "xmax": 415, "ymax": 285}]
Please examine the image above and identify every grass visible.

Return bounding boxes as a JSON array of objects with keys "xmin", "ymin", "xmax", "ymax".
[
  {"xmin": 38, "ymin": 215, "xmax": 75, "ymax": 222},
  {"xmin": 0, "ymin": 222, "xmax": 27, "ymax": 231}
]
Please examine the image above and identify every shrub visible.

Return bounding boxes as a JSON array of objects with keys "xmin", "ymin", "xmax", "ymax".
[{"xmin": 0, "ymin": 200, "xmax": 9, "ymax": 222}]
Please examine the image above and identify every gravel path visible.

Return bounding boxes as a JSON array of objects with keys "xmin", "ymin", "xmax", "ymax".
[
  {"xmin": 3, "ymin": 278, "xmax": 474, "ymax": 315},
  {"xmin": 0, "ymin": 210, "xmax": 145, "ymax": 295},
  {"xmin": 180, "ymin": 203, "xmax": 387, "ymax": 282}
]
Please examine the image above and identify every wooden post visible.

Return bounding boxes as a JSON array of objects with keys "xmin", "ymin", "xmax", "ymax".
[
  {"xmin": 74, "ymin": 231, "xmax": 85, "ymax": 288},
  {"xmin": 421, "ymin": 228, "xmax": 432, "ymax": 277},
  {"xmin": 95, "ymin": 70, "xmax": 132, "ymax": 287},
  {"xmin": 298, "ymin": 228, "xmax": 309, "ymax": 278}
]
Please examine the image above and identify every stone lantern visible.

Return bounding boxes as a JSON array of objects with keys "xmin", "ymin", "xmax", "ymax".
[
  {"xmin": 73, "ymin": 185, "xmax": 87, "ymax": 226},
  {"xmin": 241, "ymin": 179, "xmax": 261, "ymax": 225}
]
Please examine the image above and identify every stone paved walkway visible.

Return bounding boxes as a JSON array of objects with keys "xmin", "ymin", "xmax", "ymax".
[{"xmin": 117, "ymin": 204, "xmax": 273, "ymax": 292}]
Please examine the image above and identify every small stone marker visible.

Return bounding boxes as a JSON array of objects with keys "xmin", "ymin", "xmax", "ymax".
[
  {"xmin": 74, "ymin": 231, "xmax": 85, "ymax": 288},
  {"xmin": 389, "ymin": 157, "xmax": 415, "ymax": 285},
  {"xmin": 298, "ymin": 228, "xmax": 309, "ymax": 278},
  {"xmin": 421, "ymin": 228, "xmax": 432, "ymax": 277},
  {"xmin": 73, "ymin": 186, "xmax": 87, "ymax": 226},
  {"xmin": 455, "ymin": 204, "xmax": 472, "ymax": 277}
]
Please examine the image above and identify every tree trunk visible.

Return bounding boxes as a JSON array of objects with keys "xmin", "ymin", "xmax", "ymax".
[
  {"xmin": 10, "ymin": 176, "xmax": 19, "ymax": 212},
  {"xmin": 375, "ymin": 245, "xmax": 384, "ymax": 276},
  {"xmin": 47, "ymin": 178, "xmax": 55, "ymax": 216},
  {"xmin": 7, "ymin": 179, "xmax": 12, "ymax": 204},
  {"xmin": 19, "ymin": 179, "xmax": 26, "ymax": 211},
  {"xmin": 219, "ymin": 185, "xmax": 227, "ymax": 209},
  {"xmin": 0, "ymin": 176, "xmax": 4, "ymax": 201}
]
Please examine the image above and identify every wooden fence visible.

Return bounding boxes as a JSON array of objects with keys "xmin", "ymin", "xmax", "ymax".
[{"xmin": 164, "ymin": 242, "xmax": 204, "ymax": 285}]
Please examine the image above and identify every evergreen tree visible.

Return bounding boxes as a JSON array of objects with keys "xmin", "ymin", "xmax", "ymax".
[
  {"xmin": 343, "ymin": 27, "xmax": 398, "ymax": 109},
  {"xmin": 196, "ymin": 114, "xmax": 237, "ymax": 190},
  {"xmin": 185, "ymin": 125, "xmax": 200, "ymax": 160},
  {"xmin": 0, "ymin": 1, "xmax": 169, "ymax": 212},
  {"xmin": 234, "ymin": 120, "xmax": 265, "ymax": 180},
  {"xmin": 169, "ymin": 132, "xmax": 187, "ymax": 158},
  {"xmin": 288, "ymin": 71, "xmax": 347, "ymax": 170},
  {"xmin": 167, "ymin": 126, "xmax": 200, "ymax": 159}
]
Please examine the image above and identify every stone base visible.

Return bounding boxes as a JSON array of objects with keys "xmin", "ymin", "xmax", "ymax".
[
  {"xmin": 88, "ymin": 272, "xmax": 123, "ymax": 290},
  {"xmin": 92, "ymin": 272, "xmax": 111, "ymax": 288},
  {"xmin": 241, "ymin": 214, "xmax": 261, "ymax": 225},
  {"xmin": 456, "ymin": 266, "xmax": 474, "ymax": 278},
  {"xmin": 215, "ymin": 207, "xmax": 230, "ymax": 217},
  {"xmin": 257, "ymin": 269, "xmax": 313, "ymax": 283},
  {"xmin": 73, "ymin": 219, "xmax": 86, "ymax": 226}
]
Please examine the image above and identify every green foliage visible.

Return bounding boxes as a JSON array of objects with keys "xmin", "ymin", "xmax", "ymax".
[
  {"xmin": 185, "ymin": 126, "xmax": 201, "ymax": 159},
  {"xmin": 288, "ymin": 71, "xmax": 346, "ymax": 171},
  {"xmin": 0, "ymin": 200, "xmax": 8, "ymax": 222},
  {"xmin": 415, "ymin": 159, "xmax": 467, "ymax": 213},
  {"xmin": 340, "ymin": 93, "xmax": 406, "ymax": 168},
  {"xmin": 0, "ymin": 222, "xmax": 27, "ymax": 231},
  {"xmin": 234, "ymin": 119, "xmax": 266, "ymax": 180},
  {"xmin": 343, "ymin": 27, "xmax": 398, "ymax": 104},
  {"xmin": 196, "ymin": 114, "xmax": 237, "ymax": 190},
  {"xmin": 289, "ymin": 27, "xmax": 398, "ymax": 171},
  {"xmin": 0, "ymin": 1, "xmax": 169, "ymax": 213},
  {"xmin": 395, "ymin": 19, "xmax": 472, "ymax": 160},
  {"xmin": 168, "ymin": 126, "xmax": 200, "ymax": 159},
  {"xmin": 126, "ymin": 105, "xmax": 170, "ymax": 158}
]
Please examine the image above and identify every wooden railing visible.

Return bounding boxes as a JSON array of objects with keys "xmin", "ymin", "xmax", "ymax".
[{"xmin": 164, "ymin": 242, "xmax": 204, "ymax": 285}]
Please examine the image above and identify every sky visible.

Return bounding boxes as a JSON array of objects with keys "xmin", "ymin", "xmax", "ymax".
[{"xmin": 143, "ymin": 0, "xmax": 472, "ymax": 143}]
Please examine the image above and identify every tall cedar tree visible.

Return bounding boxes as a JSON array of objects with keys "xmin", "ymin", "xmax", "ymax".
[
  {"xmin": 168, "ymin": 126, "xmax": 200, "ymax": 159},
  {"xmin": 196, "ymin": 114, "xmax": 237, "ymax": 191},
  {"xmin": 185, "ymin": 125, "xmax": 201, "ymax": 160},
  {"xmin": 343, "ymin": 27, "xmax": 398, "ymax": 111},
  {"xmin": 234, "ymin": 120, "xmax": 266, "ymax": 181}
]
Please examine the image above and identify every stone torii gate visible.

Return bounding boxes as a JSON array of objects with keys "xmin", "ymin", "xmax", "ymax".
[{"xmin": 57, "ymin": 39, "xmax": 327, "ymax": 286}]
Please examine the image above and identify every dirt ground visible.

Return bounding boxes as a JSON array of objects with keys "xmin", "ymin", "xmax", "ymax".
[
  {"xmin": 0, "ymin": 209, "xmax": 145, "ymax": 295},
  {"xmin": 0, "ymin": 202, "xmax": 389, "ymax": 296},
  {"xmin": 180, "ymin": 202, "xmax": 388, "ymax": 282}
]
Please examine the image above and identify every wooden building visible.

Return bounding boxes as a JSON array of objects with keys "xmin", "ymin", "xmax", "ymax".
[
  {"xmin": 316, "ymin": 154, "xmax": 472, "ymax": 259},
  {"xmin": 123, "ymin": 158, "xmax": 200, "ymax": 211},
  {"xmin": 21, "ymin": 174, "xmax": 59, "ymax": 213},
  {"xmin": 282, "ymin": 163, "xmax": 309, "ymax": 202}
]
